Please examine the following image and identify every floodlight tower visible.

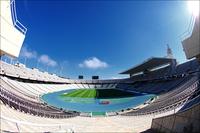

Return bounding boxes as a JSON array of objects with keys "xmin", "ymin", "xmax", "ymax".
[{"xmin": 166, "ymin": 44, "xmax": 174, "ymax": 59}]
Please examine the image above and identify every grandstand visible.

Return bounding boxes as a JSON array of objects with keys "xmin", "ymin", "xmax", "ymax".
[{"xmin": 0, "ymin": 0, "xmax": 200, "ymax": 132}]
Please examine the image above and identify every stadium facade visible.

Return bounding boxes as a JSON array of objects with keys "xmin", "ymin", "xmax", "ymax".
[{"xmin": 0, "ymin": 0, "xmax": 200, "ymax": 132}]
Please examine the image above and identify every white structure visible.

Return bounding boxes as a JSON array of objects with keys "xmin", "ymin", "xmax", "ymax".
[
  {"xmin": 182, "ymin": 17, "xmax": 200, "ymax": 60},
  {"xmin": 0, "ymin": 0, "xmax": 27, "ymax": 58}
]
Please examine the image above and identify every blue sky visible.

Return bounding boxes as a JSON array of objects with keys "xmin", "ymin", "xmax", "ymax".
[{"xmin": 15, "ymin": 0, "xmax": 192, "ymax": 79}]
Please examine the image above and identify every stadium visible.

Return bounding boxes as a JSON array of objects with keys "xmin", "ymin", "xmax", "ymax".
[{"xmin": 0, "ymin": 0, "xmax": 200, "ymax": 132}]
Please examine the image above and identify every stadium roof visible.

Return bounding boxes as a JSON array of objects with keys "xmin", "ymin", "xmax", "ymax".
[{"xmin": 120, "ymin": 57, "xmax": 176, "ymax": 74}]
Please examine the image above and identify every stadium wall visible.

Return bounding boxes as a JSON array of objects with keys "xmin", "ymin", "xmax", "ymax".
[
  {"xmin": 151, "ymin": 103, "xmax": 200, "ymax": 133},
  {"xmin": 182, "ymin": 17, "xmax": 200, "ymax": 61},
  {"xmin": 0, "ymin": 0, "xmax": 26, "ymax": 58}
]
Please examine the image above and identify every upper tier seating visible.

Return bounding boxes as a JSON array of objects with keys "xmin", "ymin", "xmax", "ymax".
[
  {"xmin": 0, "ymin": 60, "xmax": 68, "ymax": 83},
  {"xmin": 121, "ymin": 74, "xmax": 199, "ymax": 116}
]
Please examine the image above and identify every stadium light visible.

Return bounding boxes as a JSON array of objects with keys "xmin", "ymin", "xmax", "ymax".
[{"xmin": 187, "ymin": 0, "xmax": 199, "ymax": 17}]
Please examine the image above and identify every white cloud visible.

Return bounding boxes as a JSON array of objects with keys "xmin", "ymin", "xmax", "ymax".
[
  {"xmin": 79, "ymin": 57, "xmax": 108, "ymax": 69},
  {"xmin": 38, "ymin": 54, "xmax": 57, "ymax": 67},
  {"xmin": 20, "ymin": 47, "xmax": 37, "ymax": 59},
  {"xmin": 19, "ymin": 46, "xmax": 58, "ymax": 68}
]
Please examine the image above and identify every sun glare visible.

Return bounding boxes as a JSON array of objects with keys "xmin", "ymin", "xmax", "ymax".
[{"xmin": 187, "ymin": 1, "xmax": 200, "ymax": 17}]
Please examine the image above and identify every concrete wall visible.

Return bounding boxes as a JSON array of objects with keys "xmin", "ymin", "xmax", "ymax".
[
  {"xmin": 151, "ymin": 103, "xmax": 200, "ymax": 133},
  {"xmin": 182, "ymin": 17, "xmax": 200, "ymax": 60}
]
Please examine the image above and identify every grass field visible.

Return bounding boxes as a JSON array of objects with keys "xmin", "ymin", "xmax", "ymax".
[{"xmin": 60, "ymin": 89, "xmax": 136, "ymax": 99}]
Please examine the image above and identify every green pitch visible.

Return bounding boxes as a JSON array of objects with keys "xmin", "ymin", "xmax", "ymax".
[
  {"xmin": 61, "ymin": 89, "xmax": 97, "ymax": 98},
  {"xmin": 60, "ymin": 89, "xmax": 134, "ymax": 99}
]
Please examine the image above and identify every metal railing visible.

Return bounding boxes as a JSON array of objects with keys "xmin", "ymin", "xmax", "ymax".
[
  {"xmin": 10, "ymin": 0, "xmax": 27, "ymax": 35},
  {"xmin": 179, "ymin": 16, "xmax": 196, "ymax": 41}
]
